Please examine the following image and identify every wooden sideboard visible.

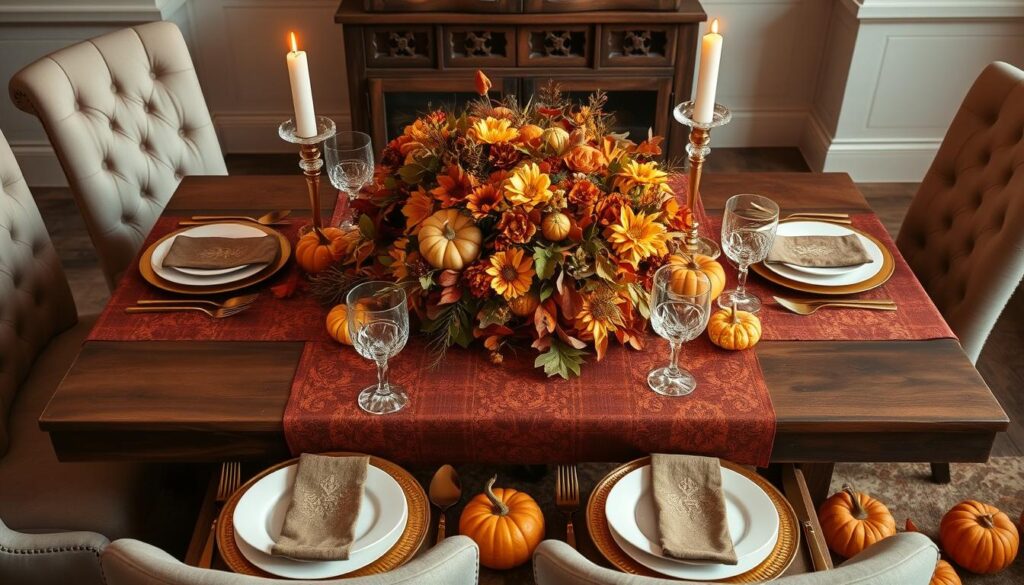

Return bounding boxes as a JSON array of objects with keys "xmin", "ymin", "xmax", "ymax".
[{"xmin": 335, "ymin": 0, "xmax": 706, "ymax": 159}]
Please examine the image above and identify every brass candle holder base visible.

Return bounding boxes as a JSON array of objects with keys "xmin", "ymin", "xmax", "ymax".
[
  {"xmin": 279, "ymin": 116, "xmax": 337, "ymax": 241},
  {"xmin": 672, "ymin": 101, "xmax": 732, "ymax": 260}
]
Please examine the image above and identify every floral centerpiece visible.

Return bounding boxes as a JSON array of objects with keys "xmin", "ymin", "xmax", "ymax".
[{"xmin": 315, "ymin": 72, "xmax": 694, "ymax": 378}]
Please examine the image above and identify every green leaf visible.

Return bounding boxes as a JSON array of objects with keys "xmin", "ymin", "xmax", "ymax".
[
  {"xmin": 539, "ymin": 282, "xmax": 554, "ymax": 302},
  {"xmin": 478, "ymin": 300, "xmax": 510, "ymax": 329},
  {"xmin": 595, "ymin": 253, "xmax": 617, "ymax": 282},
  {"xmin": 533, "ymin": 245, "xmax": 557, "ymax": 281},
  {"xmin": 419, "ymin": 273, "xmax": 435, "ymax": 291},
  {"xmin": 358, "ymin": 214, "xmax": 375, "ymax": 240},
  {"xmin": 534, "ymin": 339, "xmax": 588, "ymax": 379}
]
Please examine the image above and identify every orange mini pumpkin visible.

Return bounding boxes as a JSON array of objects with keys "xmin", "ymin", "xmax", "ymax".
[
  {"xmin": 667, "ymin": 254, "xmax": 725, "ymax": 301},
  {"xmin": 940, "ymin": 500, "xmax": 1019, "ymax": 574},
  {"xmin": 818, "ymin": 484, "xmax": 896, "ymax": 558},
  {"xmin": 931, "ymin": 559, "xmax": 962, "ymax": 585},
  {"xmin": 459, "ymin": 475, "xmax": 544, "ymax": 570},
  {"xmin": 541, "ymin": 212, "xmax": 571, "ymax": 242},
  {"xmin": 508, "ymin": 292, "xmax": 540, "ymax": 317},
  {"xmin": 418, "ymin": 209, "xmax": 482, "ymax": 270},
  {"xmin": 708, "ymin": 306, "xmax": 762, "ymax": 351},
  {"xmin": 296, "ymin": 227, "xmax": 347, "ymax": 274},
  {"xmin": 325, "ymin": 304, "xmax": 352, "ymax": 345}
]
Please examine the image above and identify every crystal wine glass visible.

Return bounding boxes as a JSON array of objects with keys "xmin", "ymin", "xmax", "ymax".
[
  {"xmin": 718, "ymin": 194, "xmax": 779, "ymax": 313},
  {"xmin": 346, "ymin": 281, "xmax": 409, "ymax": 415},
  {"xmin": 324, "ymin": 131, "xmax": 374, "ymax": 228},
  {"xmin": 648, "ymin": 265, "xmax": 712, "ymax": 397}
]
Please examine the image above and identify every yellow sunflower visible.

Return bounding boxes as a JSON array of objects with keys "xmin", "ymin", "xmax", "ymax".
[
  {"xmin": 615, "ymin": 159, "xmax": 670, "ymax": 195},
  {"xmin": 574, "ymin": 287, "xmax": 626, "ymax": 361},
  {"xmin": 504, "ymin": 163, "xmax": 553, "ymax": 211},
  {"xmin": 606, "ymin": 206, "xmax": 669, "ymax": 268},
  {"xmin": 485, "ymin": 248, "xmax": 535, "ymax": 300},
  {"xmin": 401, "ymin": 186, "xmax": 434, "ymax": 234},
  {"xmin": 471, "ymin": 117, "xmax": 520, "ymax": 144}
]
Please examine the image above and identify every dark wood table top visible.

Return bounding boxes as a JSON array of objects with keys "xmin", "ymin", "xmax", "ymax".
[{"xmin": 41, "ymin": 173, "xmax": 1008, "ymax": 463}]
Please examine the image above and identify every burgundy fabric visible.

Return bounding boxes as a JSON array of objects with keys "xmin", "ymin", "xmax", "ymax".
[
  {"xmin": 87, "ymin": 217, "xmax": 331, "ymax": 342},
  {"xmin": 283, "ymin": 335, "xmax": 776, "ymax": 467}
]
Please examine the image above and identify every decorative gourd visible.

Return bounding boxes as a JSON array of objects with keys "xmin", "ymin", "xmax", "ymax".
[
  {"xmin": 509, "ymin": 292, "xmax": 540, "ymax": 317},
  {"xmin": 418, "ymin": 209, "xmax": 482, "ymax": 270},
  {"xmin": 668, "ymin": 254, "xmax": 725, "ymax": 301},
  {"xmin": 818, "ymin": 485, "xmax": 896, "ymax": 558},
  {"xmin": 708, "ymin": 306, "xmax": 762, "ymax": 351},
  {"xmin": 541, "ymin": 127, "xmax": 570, "ymax": 156},
  {"xmin": 541, "ymin": 212, "xmax": 571, "ymax": 242},
  {"xmin": 931, "ymin": 560, "xmax": 962, "ymax": 585},
  {"xmin": 940, "ymin": 501, "xmax": 1019, "ymax": 574},
  {"xmin": 296, "ymin": 227, "xmax": 347, "ymax": 274},
  {"xmin": 325, "ymin": 304, "xmax": 352, "ymax": 345},
  {"xmin": 459, "ymin": 475, "xmax": 545, "ymax": 570}
]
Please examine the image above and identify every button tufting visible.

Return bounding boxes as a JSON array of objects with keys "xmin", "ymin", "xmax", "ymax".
[
  {"xmin": 174, "ymin": 171, "xmax": 183, "ymax": 180},
  {"xmin": 178, "ymin": 128, "xmax": 186, "ymax": 138},
  {"xmin": 149, "ymin": 71, "xmax": 157, "ymax": 80},
  {"xmin": 143, "ymin": 103, "xmax": 152, "ymax": 113},
  {"xmin": 101, "ymin": 160, "xmax": 111, "ymax": 170}
]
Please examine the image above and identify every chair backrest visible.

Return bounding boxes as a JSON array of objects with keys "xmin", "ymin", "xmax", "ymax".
[
  {"xmin": 533, "ymin": 533, "xmax": 938, "ymax": 585},
  {"xmin": 0, "ymin": 128, "xmax": 77, "ymax": 456},
  {"xmin": 0, "ymin": 516, "xmax": 108, "ymax": 585},
  {"xmin": 101, "ymin": 534, "xmax": 479, "ymax": 585},
  {"xmin": 896, "ymin": 61, "xmax": 1024, "ymax": 364},
  {"xmin": 9, "ymin": 21, "xmax": 227, "ymax": 289}
]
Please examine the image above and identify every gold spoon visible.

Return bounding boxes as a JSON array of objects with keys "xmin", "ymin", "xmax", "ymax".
[
  {"xmin": 135, "ymin": 293, "xmax": 259, "ymax": 310},
  {"xmin": 428, "ymin": 464, "xmax": 462, "ymax": 544},
  {"xmin": 183, "ymin": 209, "xmax": 292, "ymax": 226}
]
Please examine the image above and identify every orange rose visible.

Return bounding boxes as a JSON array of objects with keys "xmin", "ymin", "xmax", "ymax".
[
  {"xmin": 564, "ymin": 145, "xmax": 607, "ymax": 173},
  {"xmin": 475, "ymin": 70, "xmax": 492, "ymax": 96}
]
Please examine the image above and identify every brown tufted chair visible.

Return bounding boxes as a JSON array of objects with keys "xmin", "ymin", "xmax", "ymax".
[
  {"xmin": 0, "ymin": 128, "xmax": 154, "ymax": 539},
  {"xmin": 9, "ymin": 21, "xmax": 226, "ymax": 290},
  {"xmin": 896, "ymin": 61, "xmax": 1024, "ymax": 484}
]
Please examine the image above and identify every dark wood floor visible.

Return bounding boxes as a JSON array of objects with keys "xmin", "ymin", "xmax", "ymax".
[{"xmin": 34, "ymin": 148, "xmax": 1021, "ymax": 457}]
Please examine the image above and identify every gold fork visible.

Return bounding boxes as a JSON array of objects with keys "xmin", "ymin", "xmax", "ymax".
[
  {"xmin": 774, "ymin": 296, "xmax": 897, "ymax": 316},
  {"xmin": 555, "ymin": 464, "xmax": 580, "ymax": 549},
  {"xmin": 124, "ymin": 305, "xmax": 252, "ymax": 318},
  {"xmin": 199, "ymin": 462, "xmax": 241, "ymax": 568},
  {"xmin": 136, "ymin": 293, "xmax": 259, "ymax": 311},
  {"xmin": 783, "ymin": 212, "xmax": 852, "ymax": 225}
]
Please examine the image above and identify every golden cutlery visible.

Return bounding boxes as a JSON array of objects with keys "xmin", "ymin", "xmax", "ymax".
[
  {"xmin": 783, "ymin": 212, "xmax": 852, "ymax": 225},
  {"xmin": 199, "ymin": 461, "xmax": 241, "ymax": 568},
  {"xmin": 186, "ymin": 210, "xmax": 292, "ymax": 226},
  {"xmin": 774, "ymin": 296, "xmax": 897, "ymax": 316},
  {"xmin": 136, "ymin": 293, "xmax": 259, "ymax": 311},
  {"xmin": 124, "ymin": 305, "xmax": 252, "ymax": 319},
  {"xmin": 428, "ymin": 464, "xmax": 462, "ymax": 544},
  {"xmin": 555, "ymin": 464, "xmax": 580, "ymax": 549}
]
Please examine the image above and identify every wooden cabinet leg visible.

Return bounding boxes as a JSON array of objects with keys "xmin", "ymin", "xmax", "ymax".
[
  {"xmin": 930, "ymin": 462, "xmax": 951, "ymax": 484},
  {"xmin": 798, "ymin": 463, "xmax": 835, "ymax": 507}
]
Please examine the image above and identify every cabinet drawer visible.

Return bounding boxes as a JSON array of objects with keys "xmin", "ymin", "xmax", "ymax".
[
  {"xmin": 601, "ymin": 25, "xmax": 677, "ymax": 68},
  {"xmin": 443, "ymin": 26, "xmax": 516, "ymax": 68},
  {"xmin": 364, "ymin": 26, "xmax": 435, "ymax": 69},
  {"xmin": 365, "ymin": 0, "xmax": 521, "ymax": 12},
  {"xmin": 518, "ymin": 26, "xmax": 592, "ymax": 68},
  {"xmin": 524, "ymin": 0, "xmax": 679, "ymax": 12}
]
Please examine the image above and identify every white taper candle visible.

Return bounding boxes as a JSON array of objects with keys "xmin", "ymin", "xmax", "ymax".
[
  {"xmin": 286, "ymin": 32, "xmax": 318, "ymax": 138},
  {"xmin": 692, "ymin": 18, "xmax": 723, "ymax": 125}
]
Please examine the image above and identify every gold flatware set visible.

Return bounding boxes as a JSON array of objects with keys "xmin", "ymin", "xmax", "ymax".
[
  {"xmin": 428, "ymin": 464, "xmax": 462, "ymax": 544},
  {"xmin": 200, "ymin": 461, "xmax": 241, "ymax": 568},
  {"xmin": 555, "ymin": 464, "xmax": 580, "ymax": 549},
  {"xmin": 178, "ymin": 209, "xmax": 292, "ymax": 227},
  {"xmin": 774, "ymin": 296, "xmax": 897, "ymax": 315},
  {"xmin": 125, "ymin": 293, "xmax": 259, "ymax": 318}
]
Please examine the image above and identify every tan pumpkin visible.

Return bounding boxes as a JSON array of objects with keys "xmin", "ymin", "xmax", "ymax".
[
  {"xmin": 541, "ymin": 127, "xmax": 570, "ymax": 156},
  {"xmin": 931, "ymin": 560, "xmax": 962, "ymax": 585},
  {"xmin": 296, "ymin": 227, "xmax": 347, "ymax": 274},
  {"xmin": 541, "ymin": 212, "xmax": 571, "ymax": 242},
  {"xmin": 459, "ymin": 475, "xmax": 545, "ymax": 570},
  {"xmin": 708, "ymin": 306, "xmax": 762, "ymax": 351},
  {"xmin": 418, "ymin": 209, "xmax": 482, "ymax": 270},
  {"xmin": 818, "ymin": 485, "xmax": 896, "ymax": 558},
  {"xmin": 509, "ymin": 292, "xmax": 540, "ymax": 317},
  {"xmin": 667, "ymin": 254, "xmax": 725, "ymax": 301},
  {"xmin": 325, "ymin": 304, "xmax": 353, "ymax": 345},
  {"xmin": 940, "ymin": 500, "xmax": 1019, "ymax": 574}
]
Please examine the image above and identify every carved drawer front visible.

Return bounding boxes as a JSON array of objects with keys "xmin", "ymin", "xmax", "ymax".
[
  {"xmin": 524, "ymin": 0, "xmax": 680, "ymax": 12},
  {"xmin": 601, "ymin": 25, "xmax": 677, "ymax": 68},
  {"xmin": 518, "ymin": 26, "xmax": 592, "ymax": 68},
  {"xmin": 364, "ymin": 26, "xmax": 435, "ymax": 68},
  {"xmin": 444, "ymin": 26, "xmax": 516, "ymax": 68},
  {"xmin": 365, "ymin": 0, "xmax": 522, "ymax": 12}
]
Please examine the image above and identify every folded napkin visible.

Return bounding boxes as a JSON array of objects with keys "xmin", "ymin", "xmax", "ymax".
[
  {"xmin": 271, "ymin": 454, "xmax": 369, "ymax": 561},
  {"xmin": 766, "ymin": 234, "xmax": 872, "ymax": 268},
  {"xmin": 650, "ymin": 454, "xmax": 737, "ymax": 565},
  {"xmin": 162, "ymin": 235, "xmax": 278, "ymax": 270}
]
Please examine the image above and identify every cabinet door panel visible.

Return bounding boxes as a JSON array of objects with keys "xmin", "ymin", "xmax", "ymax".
[
  {"xmin": 524, "ymin": 0, "xmax": 679, "ymax": 12},
  {"xmin": 601, "ymin": 25, "xmax": 677, "ymax": 68},
  {"xmin": 517, "ymin": 26, "xmax": 592, "ymax": 68},
  {"xmin": 364, "ymin": 26, "xmax": 435, "ymax": 68},
  {"xmin": 444, "ymin": 26, "xmax": 517, "ymax": 68}
]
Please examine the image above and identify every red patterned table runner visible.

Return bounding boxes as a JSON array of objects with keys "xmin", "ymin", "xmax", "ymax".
[
  {"xmin": 284, "ymin": 335, "xmax": 776, "ymax": 467},
  {"xmin": 87, "ymin": 217, "xmax": 331, "ymax": 342}
]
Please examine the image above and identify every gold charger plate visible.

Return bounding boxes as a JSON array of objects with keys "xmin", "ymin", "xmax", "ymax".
[
  {"xmin": 138, "ymin": 221, "xmax": 291, "ymax": 295},
  {"xmin": 216, "ymin": 452, "xmax": 429, "ymax": 578},
  {"xmin": 750, "ymin": 220, "xmax": 894, "ymax": 296},
  {"xmin": 587, "ymin": 457, "xmax": 799, "ymax": 582}
]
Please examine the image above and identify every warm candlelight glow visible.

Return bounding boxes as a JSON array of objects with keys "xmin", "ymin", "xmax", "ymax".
[
  {"xmin": 289, "ymin": 31, "xmax": 298, "ymax": 53},
  {"xmin": 710, "ymin": 18, "xmax": 719, "ymax": 34}
]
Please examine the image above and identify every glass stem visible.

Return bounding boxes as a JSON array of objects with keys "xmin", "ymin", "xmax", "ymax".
[
  {"xmin": 668, "ymin": 341, "xmax": 681, "ymax": 374},
  {"xmin": 737, "ymin": 264, "xmax": 749, "ymax": 298},
  {"xmin": 375, "ymin": 358, "xmax": 391, "ymax": 396}
]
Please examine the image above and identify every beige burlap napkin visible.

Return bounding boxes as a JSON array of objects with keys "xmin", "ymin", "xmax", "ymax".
[
  {"xmin": 650, "ymin": 454, "xmax": 737, "ymax": 565},
  {"xmin": 271, "ymin": 454, "xmax": 369, "ymax": 561},
  {"xmin": 766, "ymin": 234, "xmax": 872, "ymax": 268},
  {"xmin": 162, "ymin": 235, "xmax": 278, "ymax": 270}
]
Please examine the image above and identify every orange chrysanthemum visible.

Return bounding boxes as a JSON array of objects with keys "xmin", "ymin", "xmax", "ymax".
[
  {"xmin": 564, "ymin": 145, "xmax": 607, "ymax": 173},
  {"xmin": 466, "ymin": 184, "xmax": 504, "ymax": 218},
  {"xmin": 574, "ymin": 287, "xmax": 626, "ymax": 361},
  {"xmin": 401, "ymin": 186, "xmax": 434, "ymax": 234},
  {"xmin": 504, "ymin": 162, "xmax": 553, "ymax": 211},
  {"xmin": 615, "ymin": 159, "xmax": 670, "ymax": 195},
  {"xmin": 485, "ymin": 248, "xmax": 534, "ymax": 300},
  {"xmin": 471, "ymin": 117, "xmax": 520, "ymax": 144},
  {"xmin": 606, "ymin": 206, "xmax": 669, "ymax": 268},
  {"xmin": 430, "ymin": 164, "xmax": 477, "ymax": 208}
]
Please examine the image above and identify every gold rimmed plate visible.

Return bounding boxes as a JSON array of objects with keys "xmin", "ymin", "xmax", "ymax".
[
  {"xmin": 138, "ymin": 221, "xmax": 291, "ymax": 295},
  {"xmin": 750, "ymin": 220, "xmax": 894, "ymax": 296},
  {"xmin": 216, "ymin": 452, "xmax": 429, "ymax": 579},
  {"xmin": 587, "ymin": 457, "xmax": 799, "ymax": 583}
]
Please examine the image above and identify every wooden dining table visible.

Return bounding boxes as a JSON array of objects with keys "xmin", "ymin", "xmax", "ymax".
[{"xmin": 39, "ymin": 172, "xmax": 1008, "ymax": 503}]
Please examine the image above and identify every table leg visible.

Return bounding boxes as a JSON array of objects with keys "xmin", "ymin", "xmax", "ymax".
[
  {"xmin": 798, "ymin": 463, "xmax": 835, "ymax": 507},
  {"xmin": 930, "ymin": 463, "xmax": 951, "ymax": 484}
]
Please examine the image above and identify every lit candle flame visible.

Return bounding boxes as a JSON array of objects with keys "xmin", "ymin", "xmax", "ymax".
[
  {"xmin": 289, "ymin": 31, "xmax": 298, "ymax": 53},
  {"xmin": 710, "ymin": 18, "xmax": 719, "ymax": 34}
]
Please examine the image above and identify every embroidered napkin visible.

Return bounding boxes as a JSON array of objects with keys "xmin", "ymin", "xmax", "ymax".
[
  {"xmin": 271, "ymin": 454, "xmax": 369, "ymax": 561},
  {"xmin": 162, "ymin": 235, "xmax": 278, "ymax": 270},
  {"xmin": 766, "ymin": 234, "xmax": 872, "ymax": 268},
  {"xmin": 650, "ymin": 454, "xmax": 737, "ymax": 564}
]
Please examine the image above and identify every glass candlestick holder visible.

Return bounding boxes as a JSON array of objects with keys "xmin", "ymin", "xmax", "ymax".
[
  {"xmin": 672, "ymin": 101, "xmax": 732, "ymax": 259},
  {"xmin": 278, "ymin": 116, "xmax": 337, "ymax": 239}
]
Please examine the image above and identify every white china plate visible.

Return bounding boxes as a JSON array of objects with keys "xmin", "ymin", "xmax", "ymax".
[
  {"xmin": 174, "ymin": 264, "xmax": 251, "ymax": 277},
  {"xmin": 151, "ymin": 223, "xmax": 270, "ymax": 286},
  {"xmin": 764, "ymin": 221, "xmax": 883, "ymax": 286},
  {"xmin": 233, "ymin": 463, "xmax": 407, "ymax": 560},
  {"xmin": 605, "ymin": 465, "xmax": 778, "ymax": 574}
]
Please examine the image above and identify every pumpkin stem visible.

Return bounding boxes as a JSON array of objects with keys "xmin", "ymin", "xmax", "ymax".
[
  {"xmin": 442, "ymin": 220, "xmax": 457, "ymax": 241},
  {"xmin": 978, "ymin": 513, "xmax": 995, "ymax": 529},
  {"xmin": 730, "ymin": 305, "xmax": 738, "ymax": 324},
  {"xmin": 842, "ymin": 484, "xmax": 868, "ymax": 520},
  {"xmin": 313, "ymin": 225, "xmax": 329, "ymax": 244},
  {"xmin": 484, "ymin": 475, "xmax": 510, "ymax": 516}
]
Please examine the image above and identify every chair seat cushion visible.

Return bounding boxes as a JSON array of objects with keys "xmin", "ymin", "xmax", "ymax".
[{"xmin": 0, "ymin": 315, "xmax": 155, "ymax": 539}]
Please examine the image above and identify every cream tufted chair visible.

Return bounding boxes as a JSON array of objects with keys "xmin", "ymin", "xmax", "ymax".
[
  {"xmin": 0, "ymin": 516, "xmax": 108, "ymax": 585},
  {"xmin": 0, "ymin": 129, "xmax": 154, "ymax": 539},
  {"xmin": 9, "ymin": 21, "xmax": 226, "ymax": 289}
]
